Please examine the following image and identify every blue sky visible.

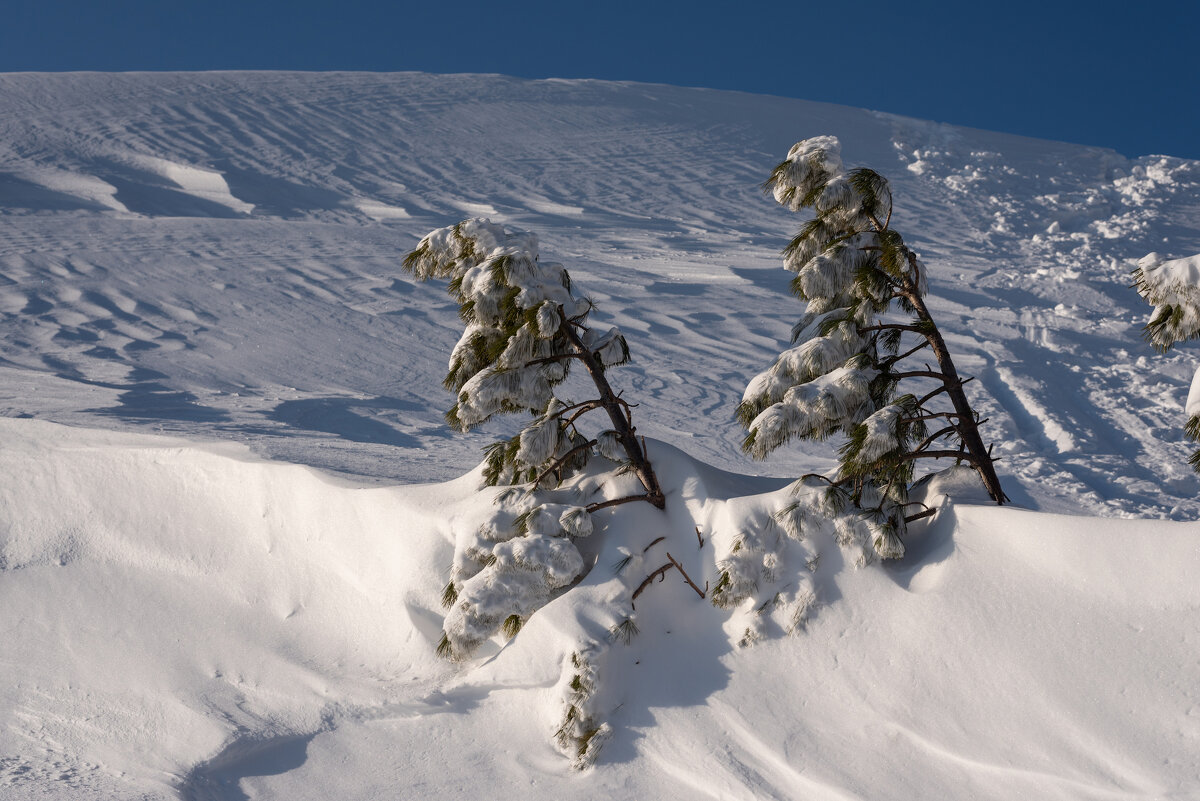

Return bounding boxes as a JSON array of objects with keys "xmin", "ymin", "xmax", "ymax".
[{"xmin": 4, "ymin": 0, "xmax": 1197, "ymax": 160}]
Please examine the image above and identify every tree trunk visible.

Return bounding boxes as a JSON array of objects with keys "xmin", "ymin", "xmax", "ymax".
[
  {"xmin": 903, "ymin": 283, "xmax": 1009, "ymax": 504},
  {"xmin": 559, "ymin": 318, "xmax": 666, "ymax": 509}
]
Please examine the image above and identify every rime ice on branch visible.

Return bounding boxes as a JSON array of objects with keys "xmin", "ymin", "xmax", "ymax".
[
  {"xmin": 1133, "ymin": 252, "xmax": 1200, "ymax": 471},
  {"xmin": 738, "ymin": 136, "xmax": 1006, "ymax": 558}
]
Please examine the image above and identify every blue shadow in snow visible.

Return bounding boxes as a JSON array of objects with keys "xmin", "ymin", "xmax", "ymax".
[
  {"xmin": 269, "ymin": 397, "xmax": 424, "ymax": 448},
  {"xmin": 181, "ymin": 732, "xmax": 316, "ymax": 801},
  {"xmin": 86, "ymin": 368, "xmax": 231, "ymax": 423}
]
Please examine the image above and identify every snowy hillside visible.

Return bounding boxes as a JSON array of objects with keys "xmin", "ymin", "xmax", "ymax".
[{"xmin": 1, "ymin": 72, "xmax": 1199, "ymax": 799}]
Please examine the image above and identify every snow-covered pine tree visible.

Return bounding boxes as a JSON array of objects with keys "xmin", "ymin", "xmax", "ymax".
[
  {"xmin": 403, "ymin": 218, "xmax": 663, "ymax": 506},
  {"xmin": 1133, "ymin": 252, "xmax": 1200, "ymax": 470},
  {"xmin": 738, "ymin": 137, "xmax": 1006, "ymax": 558},
  {"xmin": 403, "ymin": 218, "xmax": 666, "ymax": 660}
]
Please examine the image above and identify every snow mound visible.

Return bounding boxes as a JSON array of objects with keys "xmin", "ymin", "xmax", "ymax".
[
  {"xmin": 2, "ymin": 418, "xmax": 1198, "ymax": 799},
  {"xmin": 0, "ymin": 418, "xmax": 455, "ymax": 797}
]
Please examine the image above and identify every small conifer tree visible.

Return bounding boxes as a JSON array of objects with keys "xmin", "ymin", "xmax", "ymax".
[
  {"xmin": 738, "ymin": 137, "xmax": 1006, "ymax": 558},
  {"xmin": 403, "ymin": 218, "xmax": 663, "ymax": 505},
  {"xmin": 403, "ymin": 218, "xmax": 666, "ymax": 660},
  {"xmin": 1132, "ymin": 252, "xmax": 1200, "ymax": 470}
]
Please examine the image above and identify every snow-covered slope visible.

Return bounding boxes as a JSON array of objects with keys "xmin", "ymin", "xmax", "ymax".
[
  {"xmin": 3, "ymin": 71, "xmax": 1199, "ymax": 515},
  {"xmin": 3, "ymin": 419, "xmax": 1197, "ymax": 800},
  {"xmin": 1, "ymin": 72, "xmax": 1199, "ymax": 799}
]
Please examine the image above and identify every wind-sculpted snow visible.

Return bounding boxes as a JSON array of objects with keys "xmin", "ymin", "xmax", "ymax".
[{"xmin": 1, "ymin": 72, "xmax": 1198, "ymax": 516}]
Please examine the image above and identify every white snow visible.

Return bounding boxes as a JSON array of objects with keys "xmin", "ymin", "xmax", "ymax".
[
  {"xmin": 1, "ymin": 71, "xmax": 1200, "ymax": 799},
  {"xmin": 3, "ymin": 419, "xmax": 1197, "ymax": 799},
  {"xmin": 130, "ymin": 155, "xmax": 255, "ymax": 216}
]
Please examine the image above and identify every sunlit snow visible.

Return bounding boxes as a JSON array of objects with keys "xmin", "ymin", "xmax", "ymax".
[{"xmin": 1, "ymin": 72, "xmax": 1198, "ymax": 800}]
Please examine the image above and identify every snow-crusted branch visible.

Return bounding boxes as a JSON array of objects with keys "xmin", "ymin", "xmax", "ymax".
[{"xmin": 1134, "ymin": 252, "xmax": 1200, "ymax": 474}]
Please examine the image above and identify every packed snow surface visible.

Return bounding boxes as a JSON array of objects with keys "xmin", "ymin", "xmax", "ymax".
[{"xmin": 1, "ymin": 72, "xmax": 1199, "ymax": 798}]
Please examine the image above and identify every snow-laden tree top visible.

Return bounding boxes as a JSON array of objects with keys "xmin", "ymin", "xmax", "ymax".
[
  {"xmin": 404, "ymin": 218, "xmax": 614, "ymax": 432},
  {"xmin": 404, "ymin": 217, "xmax": 663, "ymax": 503}
]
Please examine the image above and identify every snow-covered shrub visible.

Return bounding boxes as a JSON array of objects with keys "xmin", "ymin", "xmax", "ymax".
[
  {"xmin": 709, "ymin": 505, "xmax": 820, "ymax": 646},
  {"xmin": 704, "ymin": 476, "xmax": 864, "ymax": 649},
  {"xmin": 439, "ymin": 492, "xmax": 592, "ymax": 657},
  {"xmin": 738, "ymin": 136, "xmax": 1006, "ymax": 562},
  {"xmin": 554, "ymin": 646, "xmax": 612, "ymax": 770},
  {"xmin": 1133, "ymin": 252, "xmax": 1200, "ymax": 470}
]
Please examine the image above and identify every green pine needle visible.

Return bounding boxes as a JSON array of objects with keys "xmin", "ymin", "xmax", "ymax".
[
  {"xmin": 440, "ymin": 580, "xmax": 458, "ymax": 609},
  {"xmin": 609, "ymin": 617, "xmax": 640, "ymax": 645}
]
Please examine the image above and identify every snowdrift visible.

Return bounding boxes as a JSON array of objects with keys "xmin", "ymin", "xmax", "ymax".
[{"xmin": 2, "ymin": 418, "xmax": 1197, "ymax": 800}]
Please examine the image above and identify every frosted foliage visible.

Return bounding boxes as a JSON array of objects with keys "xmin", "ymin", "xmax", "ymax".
[
  {"xmin": 857, "ymin": 404, "xmax": 904, "ymax": 463},
  {"xmin": 746, "ymin": 364, "xmax": 877, "ymax": 457},
  {"xmin": 455, "ymin": 366, "xmax": 552, "ymax": 428},
  {"xmin": 596, "ymin": 430, "xmax": 625, "ymax": 462},
  {"xmin": 495, "ymin": 325, "xmax": 545, "ymax": 369},
  {"xmin": 451, "ymin": 505, "xmax": 524, "ymax": 585},
  {"xmin": 558, "ymin": 506, "xmax": 593, "ymax": 538},
  {"xmin": 447, "ymin": 325, "xmax": 499, "ymax": 380},
  {"xmin": 868, "ymin": 518, "xmax": 906, "ymax": 560},
  {"xmin": 834, "ymin": 517, "xmax": 875, "ymax": 568},
  {"xmin": 793, "ymin": 250, "xmax": 855, "ymax": 300},
  {"xmin": 710, "ymin": 501, "xmax": 820, "ymax": 642},
  {"xmin": 445, "ymin": 547, "xmax": 579, "ymax": 655},
  {"xmin": 812, "ymin": 174, "xmax": 875, "ymax": 231},
  {"xmin": 556, "ymin": 648, "xmax": 612, "ymax": 769},
  {"xmin": 712, "ymin": 478, "xmax": 907, "ymax": 646},
  {"xmin": 583, "ymin": 327, "xmax": 629, "ymax": 367},
  {"xmin": 495, "ymin": 533, "xmax": 584, "ymax": 584},
  {"xmin": 814, "ymin": 173, "xmax": 858, "ymax": 214},
  {"xmin": 911, "ymin": 253, "xmax": 929, "ymax": 296},
  {"xmin": 443, "ymin": 528, "xmax": 585, "ymax": 657},
  {"xmin": 523, "ymin": 503, "xmax": 593, "ymax": 539},
  {"xmin": 741, "ymin": 318, "xmax": 863, "ymax": 409},
  {"xmin": 441, "ymin": 488, "xmax": 602, "ymax": 660},
  {"xmin": 405, "ymin": 217, "xmax": 506, "ymax": 279},
  {"xmin": 1188, "ymin": 370, "xmax": 1200, "ymax": 420},
  {"xmin": 781, "ymin": 217, "xmax": 840, "ymax": 274},
  {"xmin": 712, "ymin": 521, "xmax": 784, "ymax": 609},
  {"xmin": 513, "ymin": 264, "xmax": 575, "ymax": 311},
  {"xmin": 536, "ymin": 302, "xmax": 561, "ymax": 337},
  {"xmin": 1134, "ymin": 252, "xmax": 1200, "ymax": 349},
  {"xmin": 516, "ymin": 415, "xmax": 562, "ymax": 467},
  {"xmin": 790, "ymin": 307, "xmax": 863, "ymax": 346},
  {"xmin": 456, "ymin": 251, "xmax": 583, "ymax": 326},
  {"xmin": 772, "ymin": 136, "xmax": 844, "ymax": 210},
  {"xmin": 409, "ymin": 218, "xmax": 603, "ymax": 430},
  {"xmin": 788, "ymin": 233, "xmax": 879, "ymax": 297}
]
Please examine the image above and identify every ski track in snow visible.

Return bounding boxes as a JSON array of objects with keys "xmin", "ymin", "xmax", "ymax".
[{"xmin": 2, "ymin": 73, "xmax": 1200, "ymax": 799}]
